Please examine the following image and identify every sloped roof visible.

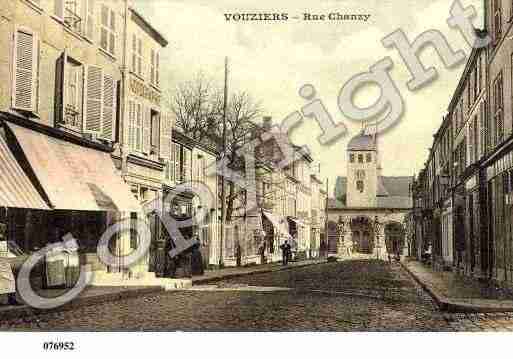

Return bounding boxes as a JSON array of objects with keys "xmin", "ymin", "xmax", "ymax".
[
  {"xmin": 380, "ymin": 176, "xmax": 413, "ymax": 197},
  {"xmin": 330, "ymin": 175, "xmax": 412, "ymax": 209},
  {"xmin": 347, "ymin": 133, "xmax": 376, "ymax": 151}
]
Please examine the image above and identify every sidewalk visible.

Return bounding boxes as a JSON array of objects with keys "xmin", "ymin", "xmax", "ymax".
[
  {"xmin": 402, "ymin": 259, "xmax": 513, "ymax": 313},
  {"xmin": 192, "ymin": 258, "xmax": 327, "ymax": 284},
  {"xmin": 0, "ymin": 285, "xmax": 163, "ymax": 322}
]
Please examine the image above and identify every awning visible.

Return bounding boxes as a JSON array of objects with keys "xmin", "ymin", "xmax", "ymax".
[
  {"xmin": 263, "ymin": 211, "xmax": 291, "ymax": 239},
  {"xmin": 5, "ymin": 122, "xmax": 141, "ymax": 212},
  {"xmin": 0, "ymin": 131, "xmax": 49, "ymax": 210}
]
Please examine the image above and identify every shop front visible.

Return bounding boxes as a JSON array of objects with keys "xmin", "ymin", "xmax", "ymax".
[
  {"xmin": 485, "ymin": 150, "xmax": 513, "ymax": 283},
  {"xmin": 1, "ymin": 118, "xmax": 142, "ymax": 290}
]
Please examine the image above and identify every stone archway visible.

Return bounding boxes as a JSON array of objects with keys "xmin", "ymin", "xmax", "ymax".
[
  {"xmin": 350, "ymin": 216, "xmax": 374, "ymax": 254},
  {"xmin": 384, "ymin": 221, "xmax": 405, "ymax": 255}
]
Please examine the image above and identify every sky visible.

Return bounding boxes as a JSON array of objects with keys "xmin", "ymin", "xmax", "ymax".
[{"xmin": 132, "ymin": 0, "xmax": 483, "ymax": 193}]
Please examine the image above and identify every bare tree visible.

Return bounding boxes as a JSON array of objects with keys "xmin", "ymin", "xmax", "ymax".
[{"xmin": 168, "ymin": 74, "xmax": 264, "ymax": 222}]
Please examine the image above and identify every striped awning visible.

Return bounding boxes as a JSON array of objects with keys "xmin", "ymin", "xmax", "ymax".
[{"xmin": 0, "ymin": 131, "xmax": 49, "ymax": 210}]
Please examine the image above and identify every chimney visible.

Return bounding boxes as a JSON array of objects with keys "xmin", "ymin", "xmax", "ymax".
[{"xmin": 263, "ymin": 116, "xmax": 272, "ymax": 131}]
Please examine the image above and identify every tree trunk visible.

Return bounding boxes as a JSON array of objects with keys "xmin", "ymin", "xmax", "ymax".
[{"xmin": 226, "ymin": 181, "xmax": 235, "ymax": 222}]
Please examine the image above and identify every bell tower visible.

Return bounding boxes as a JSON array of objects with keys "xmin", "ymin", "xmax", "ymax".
[{"xmin": 346, "ymin": 133, "xmax": 378, "ymax": 208}]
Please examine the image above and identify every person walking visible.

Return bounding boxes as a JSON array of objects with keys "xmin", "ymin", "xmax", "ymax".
[{"xmin": 280, "ymin": 240, "xmax": 291, "ymax": 266}]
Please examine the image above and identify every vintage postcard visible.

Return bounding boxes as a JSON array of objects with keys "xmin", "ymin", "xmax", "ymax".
[{"xmin": 0, "ymin": 0, "xmax": 511, "ymax": 355}]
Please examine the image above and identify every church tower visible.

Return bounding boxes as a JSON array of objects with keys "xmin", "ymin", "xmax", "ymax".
[{"xmin": 346, "ymin": 132, "xmax": 378, "ymax": 207}]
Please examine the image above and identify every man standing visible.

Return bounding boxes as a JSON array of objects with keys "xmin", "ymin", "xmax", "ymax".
[{"xmin": 280, "ymin": 240, "xmax": 291, "ymax": 266}]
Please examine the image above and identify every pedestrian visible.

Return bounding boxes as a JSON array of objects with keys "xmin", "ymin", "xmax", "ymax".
[{"xmin": 280, "ymin": 240, "xmax": 291, "ymax": 266}]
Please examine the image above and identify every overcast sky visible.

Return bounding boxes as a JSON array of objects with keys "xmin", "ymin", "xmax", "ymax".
[{"xmin": 133, "ymin": 0, "xmax": 483, "ymax": 192}]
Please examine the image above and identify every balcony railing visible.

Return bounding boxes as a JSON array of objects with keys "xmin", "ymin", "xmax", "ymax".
[
  {"xmin": 64, "ymin": 4, "xmax": 82, "ymax": 35},
  {"xmin": 63, "ymin": 103, "xmax": 80, "ymax": 129}
]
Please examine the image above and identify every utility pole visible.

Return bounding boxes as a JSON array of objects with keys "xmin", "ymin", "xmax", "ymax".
[
  {"xmin": 219, "ymin": 57, "xmax": 229, "ymax": 267},
  {"xmin": 324, "ymin": 178, "xmax": 329, "ymax": 258}
]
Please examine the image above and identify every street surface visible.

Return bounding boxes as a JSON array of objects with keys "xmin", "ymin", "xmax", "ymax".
[{"xmin": 2, "ymin": 260, "xmax": 513, "ymax": 331}]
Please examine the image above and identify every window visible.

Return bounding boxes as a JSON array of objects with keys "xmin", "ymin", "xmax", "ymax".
[
  {"xmin": 83, "ymin": 65, "xmax": 117, "ymax": 140},
  {"xmin": 366, "ymin": 153, "xmax": 372, "ymax": 162},
  {"xmin": 356, "ymin": 180, "xmax": 364, "ymax": 193},
  {"xmin": 12, "ymin": 28, "xmax": 39, "ymax": 112},
  {"xmin": 493, "ymin": 0, "xmax": 502, "ymax": 43},
  {"xmin": 473, "ymin": 115, "xmax": 479, "ymax": 162},
  {"xmin": 480, "ymin": 102, "xmax": 486, "ymax": 157},
  {"xmin": 469, "ymin": 121, "xmax": 474, "ymax": 164},
  {"xmin": 150, "ymin": 49, "xmax": 160, "ymax": 87},
  {"xmin": 358, "ymin": 154, "xmax": 363, "ymax": 163},
  {"xmin": 182, "ymin": 147, "xmax": 192, "ymax": 182},
  {"xmin": 131, "ymin": 35, "xmax": 143, "ymax": 77},
  {"xmin": 60, "ymin": 56, "xmax": 83, "ymax": 129},
  {"xmin": 150, "ymin": 110, "xmax": 160, "ymax": 154},
  {"xmin": 493, "ymin": 72, "xmax": 504, "ymax": 145},
  {"xmin": 100, "ymin": 4, "xmax": 115, "ymax": 56},
  {"xmin": 128, "ymin": 101, "xmax": 143, "ymax": 152},
  {"xmin": 130, "ymin": 213, "xmax": 138, "ymax": 250},
  {"xmin": 356, "ymin": 170, "xmax": 365, "ymax": 180}
]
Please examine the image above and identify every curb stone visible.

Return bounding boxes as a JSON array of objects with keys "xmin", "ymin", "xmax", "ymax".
[
  {"xmin": 0, "ymin": 286, "xmax": 163, "ymax": 323},
  {"xmin": 400, "ymin": 262, "xmax": 513, "ymax": 313}
]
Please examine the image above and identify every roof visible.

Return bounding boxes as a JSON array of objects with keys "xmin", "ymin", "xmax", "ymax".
[
  {"xmin": 330, "ymin": 175, "xmax": 412, "ymax": 209},
  {"xmin": 130, "ymin": 7, "xmax": 168, "ymax": 47},
  {"xmin": 347, "ymin": 133, "xmax": 376, "ymax": 151}
]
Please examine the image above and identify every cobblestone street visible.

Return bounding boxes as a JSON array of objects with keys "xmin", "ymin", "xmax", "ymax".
[{"xmin": 2, "ymin": 260, "xmax": 513, "ymax": 331}]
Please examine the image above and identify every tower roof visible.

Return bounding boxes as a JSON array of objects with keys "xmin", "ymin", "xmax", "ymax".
[{"xmin": 347, "ymin": 133, "xmax": 376, "ymax": 151}]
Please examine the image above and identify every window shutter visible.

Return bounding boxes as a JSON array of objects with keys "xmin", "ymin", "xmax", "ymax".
[
  {"xmin": 160, "ymin": 112, "xmax": 172, "ymax": 159},
  {"xmin": 131, "ymin": 35, "xmax": 136, "ymax": 72},
  {"xmin": 128, "ymin": 101, "xmax": 134, "ymax": 150},
  {"xmin": 12, "ymin": 29, "xmax": 38, "ymax": 111},
  {"xmin": 55, "ymin": 51, "xmax": 68, "ymax": 124},
  {"xmin": 83, "ymin": 65, "xmax": 103, "ymax": 134},
  {"xmin": 54, "ymin": 0, "xmax": 64, "ymax": 20},
  {"xmin": 142, "ymin": 106, "xmax": 151, "ymax": 154},
  {"xmin": 101, "ymin": 74, "xmax": 116, "ymax": 141},
  {"xmin": 156, "ymin": 52, "xmax": 160, "ymax": 87},
  {"xmin": 150, "ymin": 49, "xmax": 155, "ymax": 84}
]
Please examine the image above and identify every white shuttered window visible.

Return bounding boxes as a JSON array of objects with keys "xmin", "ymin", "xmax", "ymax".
[
  {"xmin": 100, "ymin": 4, "xmax": 116, "ymax": 56},
  {"xmin": 84, "ymin": 65, "xmax": 117, "ymax": 140},
  {"xmin": 12, "ymin": 28, "xmax": 39, "ymax": 112}
]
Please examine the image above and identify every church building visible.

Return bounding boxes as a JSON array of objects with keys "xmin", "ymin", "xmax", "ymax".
[{"xmin": 327, "ymin": 132, "xmax": 413, "ymax": 259}]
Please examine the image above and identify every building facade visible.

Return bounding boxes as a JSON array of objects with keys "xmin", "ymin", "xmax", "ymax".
[
  {"xmin": 0, "ymin": 0, "xmax": 174, "ymax": 288},
  {"xmin": 328, "ymin": 132, "xmax": 413, "ymax": 259}
]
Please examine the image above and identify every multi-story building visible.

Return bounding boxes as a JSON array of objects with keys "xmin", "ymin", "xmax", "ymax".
[{"xmin": 0, "ymin": 0, "xmax": 172, "ymax": 287}]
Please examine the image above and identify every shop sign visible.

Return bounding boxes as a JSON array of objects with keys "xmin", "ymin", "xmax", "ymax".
[{"xmin": 129, "ymin": 78, "xmax": 161, "ymax": 106}]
